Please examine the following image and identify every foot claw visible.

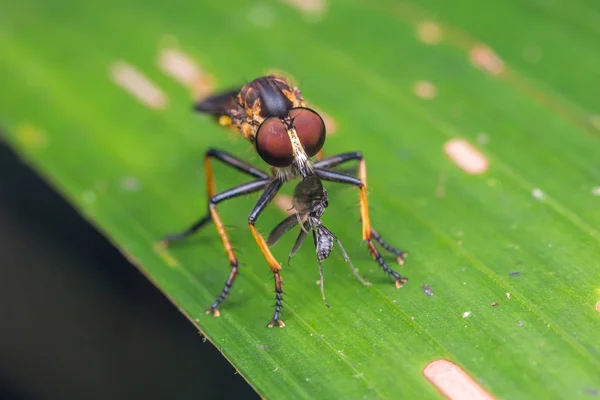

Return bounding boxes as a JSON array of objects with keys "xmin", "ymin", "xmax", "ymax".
[
  {"xmin": 397, "ymin": 252, "xmax": 407, "ymax": 265},
  {"xmin": 267, "ymin": 319, "xmax": 286, "ymax": 328},
  {"xmin": 206, "ymin": 308, "xmax": 221, "ymax": 317},
  {"xmin": 395, "ymin": 277, "xmax": 408, "ymax": 289}
]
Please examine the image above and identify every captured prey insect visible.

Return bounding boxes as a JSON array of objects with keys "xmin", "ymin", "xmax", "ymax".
[
  {"xmin": 161, "ymin": 75, "xmax": 408, "ymax": 328},
  {"xmin": 267, "ymin": 175, "xmax": 371, "ymax": 307}
]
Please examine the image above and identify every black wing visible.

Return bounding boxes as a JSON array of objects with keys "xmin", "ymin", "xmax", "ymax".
[
  {"xmin": 194, "ymin": 87, "xmax": 240, "ymax": 116},
  {"xmin": 288, "ymin": 220, "xmax": 310, "ymax": 264},
  {"xmin": 267, "ymin": 214, "xmax": 301, "ymax": 247}
]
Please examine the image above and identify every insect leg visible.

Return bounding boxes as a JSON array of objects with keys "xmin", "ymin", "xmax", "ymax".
[
  {"xmin": 247, "ymin": 179, "xmax": 287, "ymax": 328},
  {"xmin": 318, "ymin": 258, "xmax": 329, "ymax": 308},
  {"xmin": 315, "ymin": 167, "xmax": 408, "ymax": 288},
  {"xmin": 314, "ymin": 152, "xmax": 407, "ymax": 262},
  {"xmin": 370, "ymin": 227, "xmax": 407, "ymax": 265},
  {"xmin": 320, "ymin": 225, "xmax": 371, "ymax": 286},
  {"xmin": 313, "ymin": 151, "xmax": 363, "ymax": 169},
  {"xmin": 159, "ymin": 178, "xmax": 271, "ymax": 315},
  {"xmin": 161, "ymin": 149, "xmax": 269, "ymax": 244},
  {"xmin": 204, "ymin": 179, "xmax": 271, "ymax": 315},
  {"xmin": 162, "ymin": 181, "xmax": 271, "ymax": 315},
  {"xmin": 162, "ymin": 179, "xmax": 270, "ymax": 316}
]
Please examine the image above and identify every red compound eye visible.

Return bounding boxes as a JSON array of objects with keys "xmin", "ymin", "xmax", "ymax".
[
  {"xmin": 290, "ymin": 107, "xmax": 326, "ymax": 157},
  {"xmin": 255, "ymin": 117, "xmax": 294, "ymax": 167}
]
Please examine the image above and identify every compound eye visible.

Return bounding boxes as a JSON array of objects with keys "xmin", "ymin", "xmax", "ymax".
[
  {"xmin": 256, "ymin": 117, "xmax": 294, "ymax": 167},
  {"xmin": 290, "ymin": 108, "xmax": 326, "ymax": 157}
]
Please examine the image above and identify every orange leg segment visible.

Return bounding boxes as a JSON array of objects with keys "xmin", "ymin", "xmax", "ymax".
[
  {"xmin": 248, "ymin": 179, "xmax": 286, "ymax": 327},
  {"xmin": 249, "ymin": 224, "xmax": 282, "ymax": 272},
  {"xmin": 249, "ymin": 224, "xmax": 285, "ymax": 327},
  {"xmin": 209, "ymin": 205, "xmax": 237, "ymax": 268},
  {"xmin": 357, "ymin": 157, "xmax": 371, "ymax": 242}
]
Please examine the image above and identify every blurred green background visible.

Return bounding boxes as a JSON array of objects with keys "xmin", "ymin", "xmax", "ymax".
[{"xmin": 1, "ymin": 0, "xmax": 600, "ymax": 399}]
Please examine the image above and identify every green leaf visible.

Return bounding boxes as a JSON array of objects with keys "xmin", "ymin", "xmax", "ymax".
[{"xmin": 2, "ymin": 0, "xmax": 600, "ymax": 398}]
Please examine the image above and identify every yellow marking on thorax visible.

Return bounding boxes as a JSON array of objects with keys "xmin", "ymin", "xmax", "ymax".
[{"xmin": 218, "ymin": 115, "xmax": 232, "ymax": 126}]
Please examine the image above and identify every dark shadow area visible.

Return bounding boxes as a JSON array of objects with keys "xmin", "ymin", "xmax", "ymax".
[{"xmin": 0, "ymin": 141, "xmax": 259, "ymax": 400}]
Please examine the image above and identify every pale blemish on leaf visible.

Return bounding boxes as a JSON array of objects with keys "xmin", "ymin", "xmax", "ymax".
[
  {"xmin": 423, "ymin": 359, "xmax": 495, "ymax": 400},
  {"xmin": 282, "ymin": 0, "xmax": 327, "ymax": 20},
  {"xmin": 444, "ymin": 139, "xmax": 489, "ymax": 174},
  {"xmin": 531, "ymin": 188, "xmax": 545, "ymax": 201},
  {"xmin": 157, "ymin": 48, "xmax": 215, "ymax": 96},
  {"xmin": 416, "ymin": 21, "xmax": 442, "ymax": 45},
  {"xmin": 413, "ymin": 80, "xmax": 437, "ymax": 99},
  {"xmin": 469, "ymin": 44, "xmax": 505, "ymax": 76},
  {"xmin": 110, "ymin": 61, "xmax": 168, "ymax": 109}
]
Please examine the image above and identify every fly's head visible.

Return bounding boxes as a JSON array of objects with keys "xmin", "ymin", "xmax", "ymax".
[{"xmin": 238, "ymin": 76, "xmax": 326, "ymax": 180}]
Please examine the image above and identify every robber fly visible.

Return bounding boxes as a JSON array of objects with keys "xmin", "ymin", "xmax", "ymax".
[
  {"xmin": 267, "ymin": 175, "xmax": 371, "ymax": 307},
  {"xmin": 161, "ymin": 75, "xmax": 407, "ymax": 328}
]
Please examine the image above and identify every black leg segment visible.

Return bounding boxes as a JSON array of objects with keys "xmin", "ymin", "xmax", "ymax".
[
  {"xmin": 205, "ymin": 148, "xmax": 269, "ymax": 179},
  {"xmin": 161, "ymin": 178, "xmax": 270, "ymax": 245}
]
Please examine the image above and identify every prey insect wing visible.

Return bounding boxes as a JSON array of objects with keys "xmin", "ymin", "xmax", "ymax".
[
  {"xmin": 268, "ymin": 174, "xmax": 327, "ymax": 256},
  {"xmin": 289, "ymin": 220, "xmax": 310, "ymax": 263},
  {"xmin": 267, "ymin": 214, "xmax": 301, "ymax": 247}
]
